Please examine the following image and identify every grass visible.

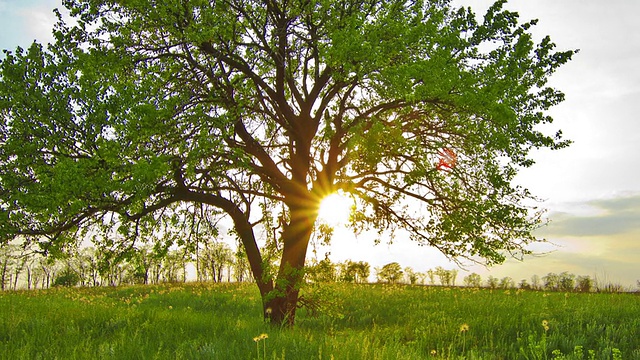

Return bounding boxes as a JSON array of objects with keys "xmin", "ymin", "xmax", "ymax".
[{"xmin": 1, "ymin": 282, "xmax": 639, "ymax": 359}]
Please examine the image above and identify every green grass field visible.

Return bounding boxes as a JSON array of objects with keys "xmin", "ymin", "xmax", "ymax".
[{"xmin": 1, "ymin": 282, "xmax": 639, "ymax": 359}]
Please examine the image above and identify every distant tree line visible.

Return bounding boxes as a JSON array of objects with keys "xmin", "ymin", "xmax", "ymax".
[
  {"xmin": 306, "ymin": 256, "xmax": 371, "ymax": 284},
  {"xmin": 0, "ymin": 240, "xmax": 251, "ymax": 290},
  {"xmin": 0, "ymin": 244, "xmax": 634, "ymax": 293},
  {"xmin": 304, "ymin": 258, "xmax": 635, "ymax": 293}
]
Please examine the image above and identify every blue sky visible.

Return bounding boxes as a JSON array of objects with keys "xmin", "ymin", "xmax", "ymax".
[{"xmin": 1, "ymin": 0, "xmax": 639, "ymax": 287}]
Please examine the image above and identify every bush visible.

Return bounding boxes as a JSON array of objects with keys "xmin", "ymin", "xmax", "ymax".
[{"xmin": 53, "ymin": 268, "xmax": 80, "ymax": 287}]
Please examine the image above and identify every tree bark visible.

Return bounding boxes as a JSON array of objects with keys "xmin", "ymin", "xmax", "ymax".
[{"xmin": 264, "ymin": 201, "xmax": 316, "ymax": 326}]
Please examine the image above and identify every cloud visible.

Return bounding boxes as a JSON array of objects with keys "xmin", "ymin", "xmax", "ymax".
[
  {"xmin": 0, "ymin": 0, "xmax": 61, "ymax": 53},
  {"xmin": 540, "ymin": 193, "xmax": 640, "ymax": 237},
  {"xmin": 497, "ymin": 193, "xmax": 640, "ymax": 287}
]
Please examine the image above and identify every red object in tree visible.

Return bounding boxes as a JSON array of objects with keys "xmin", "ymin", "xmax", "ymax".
[{"xmin": 436, "ymin": 148, "xmax": 457, "ymax": 170}]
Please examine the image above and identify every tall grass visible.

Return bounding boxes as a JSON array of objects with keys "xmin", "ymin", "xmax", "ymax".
[{"xmin": 1, "ymin": 283, "xmax": 638, "ymax": 359}]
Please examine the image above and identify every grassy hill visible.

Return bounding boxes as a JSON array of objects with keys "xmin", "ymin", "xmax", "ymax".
[{"xmin": 1, "ymin": 282, "xmax": 638, "ymax": 359}]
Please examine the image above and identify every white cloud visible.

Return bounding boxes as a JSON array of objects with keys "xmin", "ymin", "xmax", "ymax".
[{"xmin": 0, "ymin": 0, "xmax": 62, "ymax": 53}]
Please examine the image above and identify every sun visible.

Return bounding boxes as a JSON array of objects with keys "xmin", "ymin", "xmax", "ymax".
[{"xmin": 317, "ymin": 192, "xmax": 352, "ymax": 226}]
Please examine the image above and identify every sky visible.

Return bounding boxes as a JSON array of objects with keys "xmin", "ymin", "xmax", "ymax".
[{"xmin": 1, "ymin": 0, "xmax": 639, "ymax": 288}]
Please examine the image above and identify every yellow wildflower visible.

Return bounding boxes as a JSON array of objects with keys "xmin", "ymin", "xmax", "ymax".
[
  {"xmin": 460, "ymin": 323, "xmax": 469, "ymax": 333},
  {"xmin": 253, "ymin": 333, "xmax": 269, "ymax": 342},
  {"xmin": 542, "ymin": 320, "xmax": 549, "ymax": 332}
]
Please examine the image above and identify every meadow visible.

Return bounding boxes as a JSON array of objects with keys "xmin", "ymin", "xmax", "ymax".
[{"xmin": 1, "ymin": 282, "xmax": 639, "ymax": 359}]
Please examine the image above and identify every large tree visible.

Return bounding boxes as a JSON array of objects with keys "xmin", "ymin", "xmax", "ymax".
[{"xmin": 0, "ymin": 0, "xmax": 575, "ymax": 325}]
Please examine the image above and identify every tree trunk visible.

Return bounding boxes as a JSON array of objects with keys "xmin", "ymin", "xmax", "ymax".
[{"xmin": 264, "ymin": 203, "xmax": 316, "ymax": 326}]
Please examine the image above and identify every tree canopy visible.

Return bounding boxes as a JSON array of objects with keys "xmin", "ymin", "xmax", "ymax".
[{"xmin": 0, "ymin": 0, "xmax": 576, "ymax": 325}]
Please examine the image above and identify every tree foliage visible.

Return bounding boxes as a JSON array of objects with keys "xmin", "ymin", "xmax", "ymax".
[
  {"xmin": 0, "ymin": 0, "xmax": 575, "ymax": 325},
  {"xmin": 376, "ymin": 262, "xmax": 403, "ymax": 284}
]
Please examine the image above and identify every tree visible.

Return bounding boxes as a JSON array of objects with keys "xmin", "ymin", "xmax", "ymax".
[
  {"xmin": 0, "ymin": 244, "xmax": 14, "ymax": 290},
  {"xmin": 0, "ymin": 0, "xmax": 575, "ymax": 325},
  {"xmin": 499, "ymin": 276, "xmax": 515, "ymax": 289},
  {"xmin": 376, "ymin": 262, "xmax": 403, "ymax": 284},
  {"xmin": 542, "ymin": 273, "xmax": 561, "ymax": 291},
  {"xmin": 486, "ymin": 276, "xmax": 499, "ymax": 289},
  {"xmin": 353, "ymin": 261, "xmax": 371, "ymax": 284},
  {"xmin": 575, "ymin": 275, "xmax": 593, "ymax": 293},
  {"xmin": 201, "ymin": 242, "xmax": 234, "ymax": 282},
  {"xmin": 463, "ymin": 273, "xmax": 482, "ymax": 288},
  {"xmin": 161, "ymin": 250, "xmax": 189, "ymax": 283},
  {"xmin": 131, "ymin": 245, "xmax": 156, "ymax": 285},
  {"xmin": 53, "ymin": 266, "xmax": 80, "ymax": 287},
  {"xmin": 339, "ymin": 260, "xmax": 370, "ymax": 283},
  {"xmin": 542, "ymin": 272, "xmax": 560, "ymax": 291},
  {"xmin": 530, "ymin": 274, "xmax": 541, "ymax": 290},
  {"xmin": 426, "ymin": 269, "xmax": 437, "ymax": 286},
  {"xmin": 338, "ymin": 260, "xmax": 356, "ymax": 282},
  {"xmin": 558, "ymin": 271, "xmax": 575, "ymax": 292},
  {"xmin": 404, "ymin": 266, "xmax": 418, "ymax": 284},
  {"xmin": 434, "ymin": 266, "xmax": 456, "ymax": 286},
  {"xmin": 518, "ymin": 279, "xmax": 531, "ymax": 290},
  {"xmin": 307, "ymin": 255, "xmax": 337, "ymax": 283},
  {"xmin": 233, "ymin": 246, "xmax": 251, "ymax": 282}
]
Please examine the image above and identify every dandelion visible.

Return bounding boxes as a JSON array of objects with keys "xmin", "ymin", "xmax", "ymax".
[
  {"xmin": 430, "ymin": 349, "xmax": 437, "ymax": 356},
  {"xmin": 459, "ymin": 323, "xmax": 469, "ymax": 354},
  {"xmin": 460, "ymin": 323, "xmax": 469, "ymax": 333},
  {"xmin": 253, "ymin": 333, "xmax": 268, "ymax": 360},
  {"xmin": 542, "ymin": 320, "xmax": 549, "ymax": 332}
]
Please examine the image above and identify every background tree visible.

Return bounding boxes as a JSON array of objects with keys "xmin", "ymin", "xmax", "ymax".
[
  {"xmin": 376, "ymin": 262, "xmax": 403, "ymax": 284},
  {"xmin": 486, "ymin": 276, "xmax": 499, "ymax": 289},
  {"xmin": 233, "ymin": 246, "xmax": 251, "ymax": 282},
  {"xmin": 0, "ymin": 244, "xmax": 14, "ymax": 290},
  {"xmin": 543, "ymin": 272, "xmax": 560, "ymax": 291},
  {"xmin": 161, "ymin": 250, "xmax": 188, "ymax": 283},
  {"xmin": 426, "ymin": 269, "xmax": 437, "ymax": 286},
  {"xmin": 463, "ymin": 272, "xmax": 482, "ymax": 288},
  {"xmin": 354, "ymin": 261, "xmax": 371, "ymax": 284},
  {"xmin": 499, "ymin": 276, "xmax": 515, "ymax": 289},
  {"xmin": 576, "ymin": 275, "xmax": 593, "ymax": 293},
  {"xmin": 518, "ymin": 279, "xmax": 531, "ymax": 290},
  {"xmin": 530, "ymin": 274, "xmax": 541, "ymax": 290},
  {"xmin": 52, "ymin": 266, "xmax": 80, "ymax": 287},
  {"xmin": 0, "ymin": 0, "xmax": 575, "ymax": 325},
  {"xmin": 434, "ymin": 266, "xmax": 455, "ymax": 286},
  {"xmin": 404, "ymin": 267, "xmax": 419, "ymax": 285},
  {"xmin": 338, "ymin": 260, "xmax": 356, "ymax": 283},
  {"xmin": 558, "ymin": 271, "xmax": 575, "ymax": 292},
  {"xmin": 308, "ymin": 256, "xmax": 337, "ymax": 283},
  {"xmin": 200, "ymin": 242, "xmax": 234, "ymax": 283}
]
